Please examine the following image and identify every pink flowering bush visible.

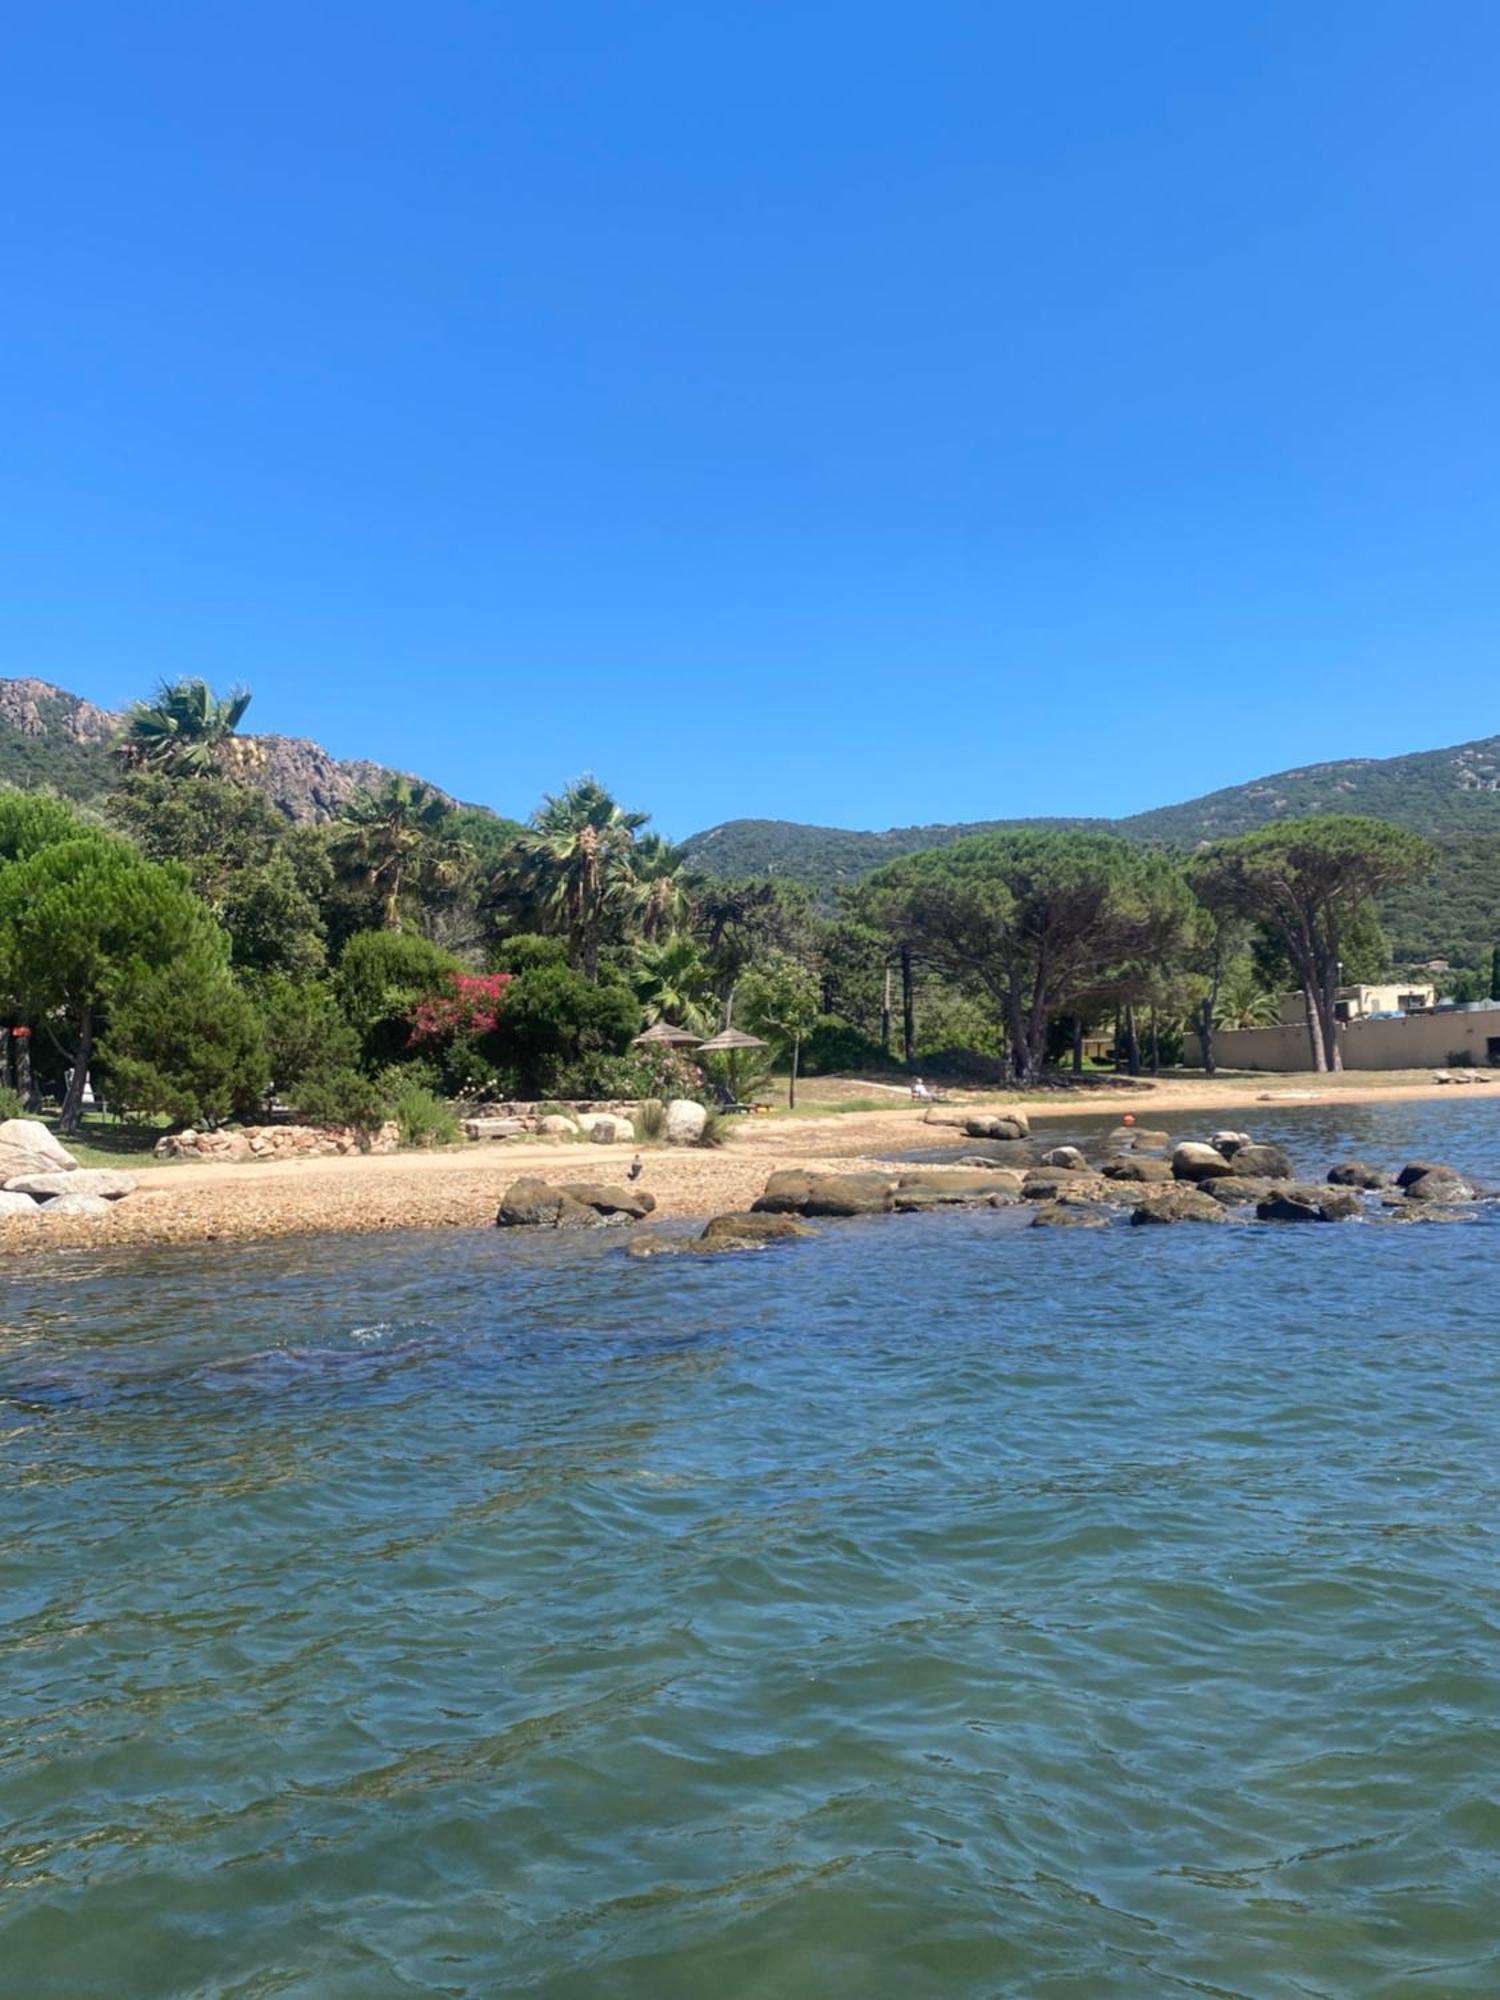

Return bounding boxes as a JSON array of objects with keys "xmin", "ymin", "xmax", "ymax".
[{"xmin": 408, "ymin": 971, "xmax": 512, "ymax": 1047}]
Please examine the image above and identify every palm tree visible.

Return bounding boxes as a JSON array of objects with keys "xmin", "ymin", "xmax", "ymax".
[
  {"xmin": 631, "ymin": 832, "xmax": 693, "ymax": 942},
  {"xmin": 1216, "ymin": 963, "xmax": 1281, "ymax": 1030},
  {"xmin": 513, "ymin": 777, "xmax": 649, "ymax": 978},
  {"xmin": 330, "ymin": 776, "xmax": 462, "ymax": 930},
  {"xmin": 119, "ymin": 678, "xmax": 253, "ymax": 776},
  {"xmin": 633, "ymin": 933, "xmax": 715, "ymax": 1031}
]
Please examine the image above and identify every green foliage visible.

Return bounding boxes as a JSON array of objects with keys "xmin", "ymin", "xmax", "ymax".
[
  {"xmin": 389, "ymin": 1079, "xmax": 461, "ymax": 1147},
  {"xmin": 254, "ymin": 976, "xmax": 362, "ymax": 1096},
  {"xmin": 0, "ymin": 1084, "xmax": 23, "ymax": 1120},
  {"xmin": 695, "ymin": 1105, "xmax": 731, "ymax": 1148},
  {"xmin": 330, "ymin": 776, "xmax": 466, "ymax": 932},
  {"xmin": 863, "ymin": 830, "xmax": 1196, "ymax": 1082},
  {"xmin": 498, "ymin": 777, "xmax": 652, "ymax": 978},
  {"xmin": 797, "ymin": 1014, "xmax": 892, "ymax": 1076},
  {"xmin": 493, "ymin": 962, "xmax": 640, "ymax": 1095},
  {"xmin": 633, "ymin": 1097, "xmax": 667, "ymax": 1141},
  {"xmin": 119, "ymin": 678, "xmax": 252, "ymax": 777},
  {"xmin": 489, "ymin": 932, "xmax": 571, "ymax": 974},
  {"xmin": 104, "ymin": 959, "xmax": 268, "ymax": 1127},
  {"xmin": 334, "ymin": 930, "xmax": 462, "ymax": 1067},
  {"xmin": 0, "ymin": 789, "xmax": 90, "ymax": 861},
  {"xmin": 294, "ymin": 1067, "xmax": 389, "ymax": 1132}
]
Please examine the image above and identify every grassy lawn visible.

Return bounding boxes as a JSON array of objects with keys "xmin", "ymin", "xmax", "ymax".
[{"xmin": 40, "ymin": 1112, "xmax": 177, "ymax": 1171}]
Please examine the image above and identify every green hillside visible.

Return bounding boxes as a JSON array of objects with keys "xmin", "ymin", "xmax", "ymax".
[{"xmin": 683, "ymin": 734, "xmax": 1500, "ymax": 963}]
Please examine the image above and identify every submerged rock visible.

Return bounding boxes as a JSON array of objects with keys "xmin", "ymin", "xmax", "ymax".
[
  {"xmin": 1401, "ymin": 1169, "xmax": 1476, "ymax": 1204},
  {"xmin": 1130, "ymin": 1187, "xmax": 1232, "ymax": 1225},
  {"xmin": 1101, "ymin": 1157, "xmax": 1173, "ymax": 1184},
  {"xmin": 1030, "ymin": 1202, "xmax": 1110, "ymax": 1228},
  {"xmin": 1257, "ymin": 1186, "xmax": 1363, "ymax": 1223},
  {"xmin": 629, "ymin": 1211, "xmax": 815, "ymax": 1257},
  {"xmin": 1106, "ymin": 1126, "xmax": 1170, "ymax": 1151}
]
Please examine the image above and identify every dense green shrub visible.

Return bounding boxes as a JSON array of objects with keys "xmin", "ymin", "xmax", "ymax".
[
  {"xmin": 104, "ymin": 957, "xmax": 269, "ymax": 1127},
  {"xmin": 797, "ymin": 1014, "xmax": 892, "ymax": 1076},
  {"xmin": 0, "ymin": 1084, "xmax": 23, "ymax": 1120},
  {"xmin": 294, "ymin": 1068, "xmax": 389, "ymax": 1132},
  {"xmin": 255, "ymin": 976, "xmax": 362, "ymax": 1096},
  {"xmin": 490, "ymin": 933, "xmax": 571, "ymax": 974},
  {"xmin": 335, "ymin": 930, "xmax": 462, "ymax": 1068},
  {"xmin": 389, "ymin": 1079, "xmax": 461, "ymax": 1147},
  {"xmin": 491, "ymin": 963, "xmax": 640, "ymax": 1095}
]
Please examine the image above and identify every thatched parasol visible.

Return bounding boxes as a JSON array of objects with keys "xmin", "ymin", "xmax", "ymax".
[
  {"xmin": 694, "ymin": 1028, "xmax": 767, "ymax": 1052},
  {"xmin": 632, "ymin": 1020, "xmax": 704, "ymax": 1047}
]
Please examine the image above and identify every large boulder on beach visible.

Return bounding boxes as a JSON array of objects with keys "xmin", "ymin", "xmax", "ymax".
[
  {"xmin": 559, "ymin": 1181, "xmax": 656, "ymax": 1219},
  {"xmin": 1258, "ymin": 1185, "xmax": 1363, "ymax": 1223},
  {"xmin": 6, "ymin": 1168, "xmax": 137, "ymax": 1201},
  {"xmin": 1327, "ymin": 1159, "xmax": 1389, "ymax": 1190},
  {"xmin": 664, "ymin": 1099, "xmax": 707, "ymax": 1146},
  {"xmin": 1130, "ymin": 1187, "xmax": 1232, "ymax": 1225},
  {"xmin": 537, "ymin": 1114, "xmax": 579, "ymax": 1137},
  {"xmin": 1227, "ymin": 1143, "xmax": 1293, "ymax": 1181},
  {"xmin": 1171, "ymin": 1142, "xmax": 1235, "ymax": 1182},
  {"xmin": 0, "ymin": 1119, "xmax": 77, "ymax": 1181},
  {"xmin": 0, "ymin": 1190, "xmax": 41, "ymax": 1216},
  {"xmin": 1101, "ymin": 1156, "xmax": 1172, "ymax": 1184},
  {"xmin": 41, "ymin": 1191, "xmax": 111, "ymax": 1217},
  {"xmin": 752, "ymin": 1170, "xmax": 894, "ymax": 1217},
  {"xmin": 496, "ymin": 1178, "xmax": 618, "ymax": 1229},
  {"xmin": 579, "ymin": 1114, "xmax": 631, "ymax": 1145},
  {"xmin": 964, "ymin": 1114, "xmax": 1030, "ymax": 1142}
]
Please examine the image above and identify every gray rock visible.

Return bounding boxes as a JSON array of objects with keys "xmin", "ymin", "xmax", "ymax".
[
  {"xmin": 1228, "ymin": 1143, "xmax": 1293, "ymax": 1180},
  {"xmin": 578, "ymin": 1113, "xmax": 631, "ymax": 1144},
  {"xmin": 496, "ymin": 1178, "xmax": 612, "ymax": 1229},
  {"xmin": 1210, "ymin": 1130, "xmax": 1253, "ymax": 1156},
  {"xmin": 1042, "ymin": 1145, "xmax": 1087, "ymax": 1171},
  {"xmin": 963, "ymin": 1113, "xmax": 1030, "ymax": 1141},
  {"xmin": 0, "ymin": 1190, "xmax": 41, "ymax": 1216},
  {"xmin": 629, "ymin": 1211, "xmax": 815, "ymax": 1257},
  {"xmin": 558, "ymin": 1181, "xmax": 656, "ymax": 1219},
  {"xmin": 1171, "ymin": 1142, "xmax": 1235, "ymax": 1182},
  {"xmin": 664, "ymin": 1099, "xmax": 707, "ymax": 1146},
  {"xmin": 537, "ymin": 1115, "xmax": 579, "ymax": 1137},
  {"xmin": 1402, "ymin": 1169, "xmax": 1475, "ymax": 1204},
  {"xmin": 1105, "ymin": 1126, "xmax": 1170, "ymax": 1151},
  {"xmin": 40, "ymin": 1192, "xmax": 111, "ymax": 1217},
  {"xmin": 1327, "ymin": 1159, "xmax": 1388, "ymax": 1190},
  {"xmin": 1257, "ymin": 1185, "xmax": 1363, "ymax": 1223},
  {"xmin": 0, "ymin": 1118, "xmax": 78, "ymax": 1181},
  {"xmin": 1101, "ymin": 1157, "xmax": 1173, "ymax": 1183},
  {"xmin": 462, "ymin": 1118, "xmax": 526, "ymax": 1141},
  {"xmin": 1021, "ymin": 1169, "xmax": 1103, "ymax": 1202},
  {"xmin": 5, "ymin": 1168, "xmax": 138, "ymax": 1201},
  {"xmin": 1130, "ymin": 1187, "xmax": 1233, "ymax": 1225},
  {"xmin": 1203, "ymin": 1175, "xmax": 1277, "ymax": 1207},
  {"xmin": 896, "ymin": 1169, "xmax": 1026, "ymax": 1200},
  {"xmin": 752, "ymin": 1170, "xmax": 894, "ymax": 1217},
  {"xmin": 1030, "ymin": 1202, "xmax": 1110, "ymax": 1228}
]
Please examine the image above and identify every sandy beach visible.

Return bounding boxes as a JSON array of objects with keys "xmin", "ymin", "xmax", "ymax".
[{"xmin": 0, "ymin": 1070, "xmax": 1491, "ymax": 1258}]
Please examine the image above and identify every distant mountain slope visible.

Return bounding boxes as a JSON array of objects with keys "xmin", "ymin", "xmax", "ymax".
[
  {"xmin": 684, "ymin": 734, "xmax": 1500, "ymax": 887},
  {"xmin": 0, "ymin": 677, "xmax": 438, "ymax": 824},
  {"xmin": 683, "ymin": 734, "xmax": 1500, "ymax": 962}
]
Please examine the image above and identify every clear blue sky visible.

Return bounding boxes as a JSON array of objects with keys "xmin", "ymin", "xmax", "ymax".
[{"xmin": 4, "ymin": 3, "xmax": 1498, "ymax": 837}]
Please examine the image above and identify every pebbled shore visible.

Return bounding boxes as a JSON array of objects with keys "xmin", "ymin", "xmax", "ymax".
[{"xmin": 0, "ymin": 1073, "xmax": 1486, "ymax": 1258}]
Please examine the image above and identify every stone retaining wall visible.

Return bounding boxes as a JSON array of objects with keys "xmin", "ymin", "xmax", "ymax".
[{"xmin": 155, "ymin": 1122, "xmax": 403, "ymax": 1162}]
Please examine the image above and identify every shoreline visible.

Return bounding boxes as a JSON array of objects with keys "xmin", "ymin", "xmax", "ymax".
[{"xmin": 1, "ymin": 1072, "xmax": 1492, "ymax": 1258}]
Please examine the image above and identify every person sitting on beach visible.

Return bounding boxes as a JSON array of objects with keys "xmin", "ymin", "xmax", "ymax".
[{"xmin": 910, "ymin": 1077, "xmax": 933, "ymax": 1102}]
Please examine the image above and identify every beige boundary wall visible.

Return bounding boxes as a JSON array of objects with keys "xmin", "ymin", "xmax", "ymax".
[{"xmin": 1189, "ymin": 1010, "xmax": 1500, "ymax": 1072}]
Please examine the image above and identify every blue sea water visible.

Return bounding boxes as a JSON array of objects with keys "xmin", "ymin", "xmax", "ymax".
[{"xmin": 1, "ymin": 1100, "xmax": 1498, "ymax": 1998}]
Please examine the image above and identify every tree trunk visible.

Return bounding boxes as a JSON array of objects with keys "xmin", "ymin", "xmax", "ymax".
[
  {"xmin": 788, "ymin": 1037, "xmax": 799, "ymax": 1110},
  {"xmin": 900, "ymin": 945, "xmax": 915, "ymax": 1066},
  {"xmin": 1491, "ymin": 943, "xmax": 1500, "ymax": 1003},
  {"xmin": 1072, "ymin": 1018, "xmax": 1084, "ymax": 1073},
  {"xmin": 880, "ymin": 963, "xmax": 892, "ymax": 1056},
  {"xmin": 58, "ymin": 1003, "xmax": 93, "ymax": 1135},
  {"xmin": 0, "ymin": 1024, "xmax": 9, "ymax": 1091},
  {"xmin": 13, "ymin": 1026, "xmax": 38, "ymax": 1110},
  {"xmin": 1123, "ymin": 1003, "xmax": 1141, "ymax": 1077},
  {"xmin": 1149, "ymin": 1006, "xmax": 1160, "ymax": 1077},
  {"xmin": 1112, "ymin": 1008, "xmax": 1122, "ymax": 1071},
  {"xmin": 1303, "ymin": 987, "xmax": 1327, "ymax": 1071},
  {"xmin": 1199, "ymin": 995, "xmax": 1216, "ymax": 1075}
]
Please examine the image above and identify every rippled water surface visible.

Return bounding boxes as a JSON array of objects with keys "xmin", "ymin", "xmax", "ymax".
[{"xmin": 3, "ymin": 1101, "xmax": 1500, "ymax": 1997}]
